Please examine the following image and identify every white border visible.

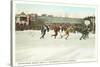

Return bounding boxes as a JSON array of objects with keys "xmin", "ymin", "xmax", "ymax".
[
  {"xmin": 14, "ymin": 0, "xmax": 97, "ymax": 9},
  {"xmin": 11, "ymin": 0, "xmax": 98, "ymax": 66},
  {"xmin": 12, "ymin": 0, "xmax": 16, "ymax": 66}
]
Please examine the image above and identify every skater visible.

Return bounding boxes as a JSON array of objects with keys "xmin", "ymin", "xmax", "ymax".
[
  {"xmin": 61, "ymin": 26, "xmax": 71, "ymax": 39},
  {"xmin": 59, "ymin": 25, "xmax": 64, "ymax": 38},
  {"xmin": 79, "ymin": 25, "xmax": 90, "ymax": 40},
  {"xmin": 65, "ymin": 27, "xmax": 70, "ymax": 39},
  {"xmin": 40, "ymin": 24, "xmax": 49, "ymax": 39},
  {"xmin": 51, "ymin": 25, "xmax": 60, "ymax": 39},
  {"xmin": 46, "ymin": 25, "xmax": 50, "ymax": 32}
]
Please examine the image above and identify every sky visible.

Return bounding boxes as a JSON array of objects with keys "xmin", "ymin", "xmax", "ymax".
[{"xmin": 15, "ymin": 2, "xmax": 96, "ymax": 18}]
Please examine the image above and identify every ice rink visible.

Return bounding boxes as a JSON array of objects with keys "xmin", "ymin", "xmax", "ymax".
[{"xmin": 15, "ymin": 30, "xmax": 96, "ymax": 65}]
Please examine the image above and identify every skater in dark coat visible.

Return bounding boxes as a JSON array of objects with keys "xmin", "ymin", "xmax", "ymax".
[
  {"xmin": 40, "ymin": 24, "xmax": 49, "ymax": 39},
  {"xmin": 79, "ymin": 26, "xmax": 90, "ymax": 40}
]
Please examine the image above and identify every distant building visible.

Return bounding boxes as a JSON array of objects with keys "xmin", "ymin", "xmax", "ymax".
[
  {"xmin": 15, "ymin": 12, "xmax": 29, "ymax": 25},
  {"xmin": 28, "ymin": 14, "xmax": 38, "ymax": 22},
  {"xmin": 15, "ymin": 12, "xmax": 38, "ymax": 30}
]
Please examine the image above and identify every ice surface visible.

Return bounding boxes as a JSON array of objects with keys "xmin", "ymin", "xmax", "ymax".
[{"xmin": 15, "ymin": 30, "xmax": 96, "ymax": 65}]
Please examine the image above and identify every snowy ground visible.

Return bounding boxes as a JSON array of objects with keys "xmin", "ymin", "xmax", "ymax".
[{"xmin": 15, "ymin": 30, "xmax": 96, "ymax": 65}]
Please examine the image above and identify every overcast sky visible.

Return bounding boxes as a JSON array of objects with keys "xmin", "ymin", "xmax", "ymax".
[{"xmin": 15, "ymin": 2, "xmax": 95, "ymax": 18}]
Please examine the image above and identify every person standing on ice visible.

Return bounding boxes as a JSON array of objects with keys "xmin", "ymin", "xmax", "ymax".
[
  {"xmin": 40, "ymin": 24, "xmax": 49, "ymax": 39},
  {"xmin": 51, "ymin": 25, "xmax": 60, "ymax": 39},
  {"xmin": 59, "ymin": 24, "xmax": 64, "ymax": 38},
  {"xmin": 79, "ymin": 25, "xmax": 90, "ymax": 40}
]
